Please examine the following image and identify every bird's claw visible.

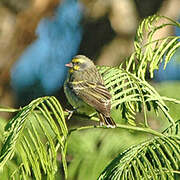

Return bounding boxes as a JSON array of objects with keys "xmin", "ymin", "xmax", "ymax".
[{"xmin": 65, "ymin": 107, "xmax": 78, "ymax": 120}]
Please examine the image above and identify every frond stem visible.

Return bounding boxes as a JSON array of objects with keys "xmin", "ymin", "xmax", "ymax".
[
  {"xmin": 68, "ymin": 124, "xmax": 164, "ymax": 137},
  {"xmin": 162, "ymin": 96, "xmax": 180, "ymax": 104}
]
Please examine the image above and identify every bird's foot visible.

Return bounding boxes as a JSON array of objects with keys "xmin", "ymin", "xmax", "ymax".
[{"xmin": 65, "ymin": 107, "xmax": 78, "ymax": 120}]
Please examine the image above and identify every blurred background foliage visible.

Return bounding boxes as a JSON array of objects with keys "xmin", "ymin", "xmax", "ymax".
[{"xmin": 0, "ymin": 0, "xmax": 180, "ymax": 179}]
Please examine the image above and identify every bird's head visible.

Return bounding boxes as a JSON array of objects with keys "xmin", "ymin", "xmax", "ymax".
[{"xmin": 65, "ymin": 55, "xmax": 95, "ymax": 73}]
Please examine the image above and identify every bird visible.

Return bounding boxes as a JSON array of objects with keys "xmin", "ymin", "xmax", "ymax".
[{"xmin": 64, "ymin": 55, "xmax": 116, "ymax": 127}]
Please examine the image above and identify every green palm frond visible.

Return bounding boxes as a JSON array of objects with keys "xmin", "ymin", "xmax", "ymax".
[
  {"xmin": 0, "ymin": 118, "xmax": 19, "ymax": 179},
  {"xmin": 98, "ymin": 66, "xmax": 175, "ymax": 126},
  {"xmin": 98, "ymin": 134, "xmax": 180, "ymax": 180},
  {"xmin": 96, "ymin": 15, "xmax": 180, "ymax": 126},
  {"xmin": 163, "ymin": 120, "xmax": 180, "ymax": 136},
  {"xmin": 0, "ymin": 96, "xmax": 68, "ymax": 179},
  {"xmin": 125, "ymin": 15, "xmax": 180, "ymax": 79}
]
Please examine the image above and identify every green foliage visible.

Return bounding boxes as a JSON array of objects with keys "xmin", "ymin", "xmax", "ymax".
[
  {"xmin": 0, "ymin": 15, "xmax": 180, "ymax": 179},
  {"xmin": 98, "ymin": 136, "xmax": 180, "ymax": 179},
  {"xmin": 0, "ymin": 97, "xmax": 68, "ymax": 179},
  {"xmin": 98, "ymin": 121, "xmax": 180, "ymax": 180},
  {"xmin": 126, "ymin": 15, "xmax": 180, "ymax": 79},
  {"xmin": 97, "ymin": 15, "xmax": 180, "ymax": 180},
  {"xmin": 98, "ymin": 66, "xmax": 174, "ymax": 126}
]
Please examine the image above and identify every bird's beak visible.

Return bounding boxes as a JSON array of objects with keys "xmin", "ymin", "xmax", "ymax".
[{"xmin": 65, "ymin": 62, "xmax": 73, "ymax": 68}]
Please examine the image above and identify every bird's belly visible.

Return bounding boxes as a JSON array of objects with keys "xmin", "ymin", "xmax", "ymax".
[{"xmin": 64, "ymin": 83, "xmax": 95, "ymax": 115}]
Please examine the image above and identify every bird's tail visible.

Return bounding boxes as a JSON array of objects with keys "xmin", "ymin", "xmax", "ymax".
[{"xmin": 99, "ymin": 113, "xmax": 116, "ymax": 128}]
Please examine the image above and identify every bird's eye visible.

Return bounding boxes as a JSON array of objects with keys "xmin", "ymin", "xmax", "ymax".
[{"xmin": 72, "ymin": 62, "xmax": 77, "ymax": 66}]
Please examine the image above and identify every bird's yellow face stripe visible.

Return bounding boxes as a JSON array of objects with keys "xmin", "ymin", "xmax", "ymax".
[
  {"xmin": 72, "ymin": 58, "xmax": 85, "ymax": 64},
  {"xmin": 69, "ymin": 65, "xmax": 80, "ymax": 73},
  {"xmin": 68, "ymin": 58, "xmax": 85, "ymax": 73},
  {"xmin": 73, "ymin": 65, "xmax": 80, "ymax": 70},
  {"xmin": 69, "ymin": 68, "xmax": 74, "ymax": 73},
  {"xmin": 68, "ymin": 58, "xmax": 84, "ymax": 73}
]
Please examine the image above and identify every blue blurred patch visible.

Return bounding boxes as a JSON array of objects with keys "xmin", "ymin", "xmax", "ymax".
[
  {"xmin": 154, "ymin": 18, "xmax": 180, "ymax": 82},
  {"xmin": 11, "ymin": 0, "xmax": 83, "ymax": 103}
]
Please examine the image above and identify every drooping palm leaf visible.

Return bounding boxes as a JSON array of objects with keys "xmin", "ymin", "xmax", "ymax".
[
  {"xmin": 95, "ymin": 15, "xmax": 180, "ymax": 126},
  {"xmin": 98, "ymin": 135, "xmax": 180, "ymax": 180},
  {"xmin": 126, "ymin": 15, "xmax": 180, "ymax": 79},
  {"xmin": 163, "ymin": 120, "xmax": 180, "ymax": 136},
  {"xmin": 0, "ymin": 96, "xmax": 68, "ymax": 179},
  {"xmin": 98, "ymin": 66, "xmax": 175, "ymax": 126}
]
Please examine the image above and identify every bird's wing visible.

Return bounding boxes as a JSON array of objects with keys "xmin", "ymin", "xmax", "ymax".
[{"xmin": 71, "ymin": 81, "xmax": 111, "ymax": 116}]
